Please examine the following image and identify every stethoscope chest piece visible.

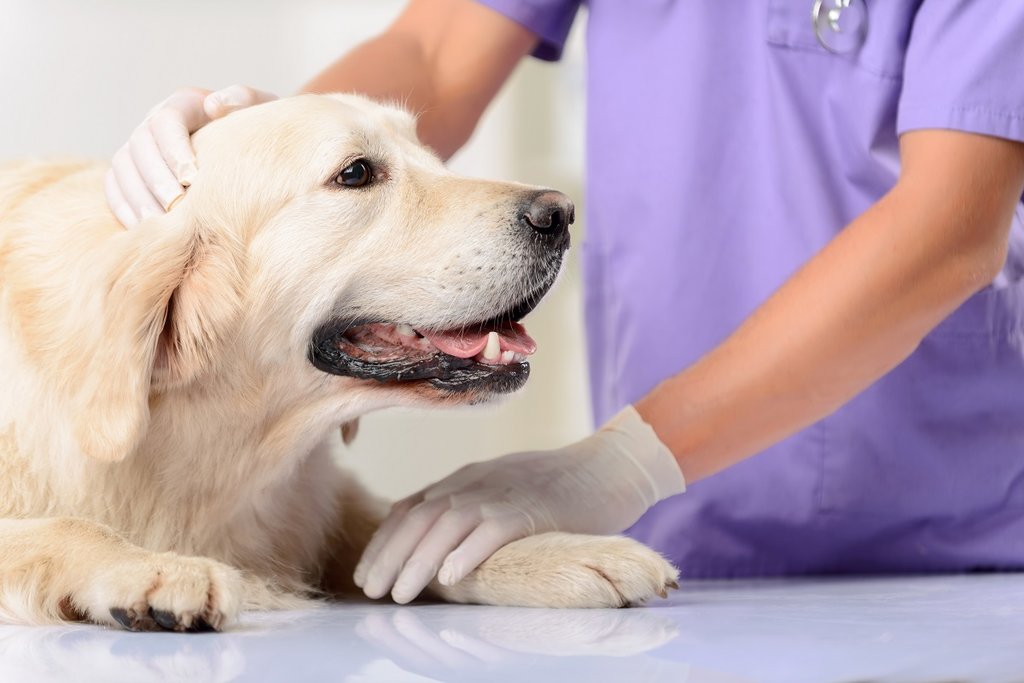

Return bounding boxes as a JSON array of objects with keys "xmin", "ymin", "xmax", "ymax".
[{"xmin": 812, "ymin": 0, "xmax": 868, "ymax": 54}]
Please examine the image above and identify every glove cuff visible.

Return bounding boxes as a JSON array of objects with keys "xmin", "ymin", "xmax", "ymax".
[{"xmin": 599, "ymin": 404, "xmax": 687, "ymax": 504}]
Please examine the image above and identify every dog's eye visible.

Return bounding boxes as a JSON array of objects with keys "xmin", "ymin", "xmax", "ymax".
[{"xmin": 335, "ymin": 160, "xmax": 373, "ymax": 188}]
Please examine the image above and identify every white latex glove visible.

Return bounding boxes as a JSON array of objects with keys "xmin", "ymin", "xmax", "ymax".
[
  {"xmin": 354, "ymin": 405, "xmax": 686, "ymax": 604},
  {"xmin": 105, "ymin": 84, "xmax": 277, "ymax": 227}
]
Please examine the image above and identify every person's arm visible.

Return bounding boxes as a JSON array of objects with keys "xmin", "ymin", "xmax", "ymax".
[
  {"xmin": 302, "ymin": 0, "xmax": 537, "ymax": 159},
  {"xmin": 106, "ymin": 0, "xmax": 537, "ymax": 226},
  {"xmin": 355, "ymin": 129, "xmax": 1024, "ymax": 604},
  {"xmin": 637, "ymin": 129, "xmax": 1024, "ymax": 482}
]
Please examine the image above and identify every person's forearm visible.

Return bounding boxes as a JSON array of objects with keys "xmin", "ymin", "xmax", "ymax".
[
  {"xmin": 637, "ymin": 130, "xmax": 1024, "ymax": 483},
  {"xmin": 300, "ymin": 0, "xmax": 536, "ymax": 159},
  {"xmin": 301, "ymin": 32, "xmax": 461, "ymax": 153}
]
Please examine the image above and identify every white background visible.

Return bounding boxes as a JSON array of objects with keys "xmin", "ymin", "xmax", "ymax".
[{"xmin": 0, "ymin": 0, "xmax": 590, "ymax": 499}]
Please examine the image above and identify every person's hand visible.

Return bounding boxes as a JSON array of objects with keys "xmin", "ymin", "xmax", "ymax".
[
  {"xmin": 354, "ymin": 405, "xmax": 686, "ymax": 604},
  {"xmin": 105, "ymin": 85, "xmax": 277, "ymax": 227}
]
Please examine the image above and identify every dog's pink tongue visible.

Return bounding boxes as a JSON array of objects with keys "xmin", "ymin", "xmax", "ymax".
[
  {"xmin": 421, "ymin": 332, "xmax": 488, "ymax": 358},
  {"xmin": 420, "ymin": 323, "xmax": 537, "ymax": 359}
]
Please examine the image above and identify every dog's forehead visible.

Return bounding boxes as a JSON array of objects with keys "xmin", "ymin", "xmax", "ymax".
[
  {"xmin": 269, "ymin": 94, "xmax": 424, "ymax": 167},
  {"xmin": 317, "ymin": 94, "xmax": 418, "ymax": 142},
  {"xmin": 191, "ymin": 93, "xmax": 435, "ymax": 183}
]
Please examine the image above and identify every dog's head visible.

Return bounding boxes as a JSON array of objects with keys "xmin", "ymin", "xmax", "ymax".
[{"xmin": 43, "ymin": 94, "xmax": 572, "ymax": 461}]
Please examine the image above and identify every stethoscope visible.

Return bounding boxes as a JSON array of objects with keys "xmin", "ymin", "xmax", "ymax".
[{"xmin": 812, "ymin": 0, "xmax": 868, "ymax": 54}]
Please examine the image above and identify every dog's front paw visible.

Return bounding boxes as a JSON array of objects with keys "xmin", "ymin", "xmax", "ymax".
[
  {"xmin": 554, "ymin": 535, "xmax": 680, "ymax": 608},
  {"xmin": 77, "ymin": 552, "xmax": 244, "ymax": 632},
  {"xmin": 436, "ymin": 532, "xmax": 679, "ymax": 608}
]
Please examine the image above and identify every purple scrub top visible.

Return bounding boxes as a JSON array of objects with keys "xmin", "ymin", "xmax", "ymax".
[{"xmin": 477, "ymin": 0, "xmax": 1024, "ymax": 577}]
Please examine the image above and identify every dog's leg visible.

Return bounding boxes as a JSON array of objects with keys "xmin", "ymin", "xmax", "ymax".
[
  {"xmin": 429, "ymin": 532, "xmax": 680, "ymax": 609},
  {"xmin": 317, "ymin": 475, "xmax": 388, "ymax": 597},
  {"xmin": 0, "ymin": 517, "xmax": 247, "ymax": 630},
  {"xmin": 316, "ymin": 475, "xmax": 678, "ymax": 608}
]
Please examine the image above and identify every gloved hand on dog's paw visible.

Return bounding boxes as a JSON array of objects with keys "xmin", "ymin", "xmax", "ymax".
[
  {"xmin": 105, "ymin": 85, "xmax": 277, "ymax": 227},
  {"xmin": 353, "ymin": 405, "xmax": 686, "ymax": 604}
]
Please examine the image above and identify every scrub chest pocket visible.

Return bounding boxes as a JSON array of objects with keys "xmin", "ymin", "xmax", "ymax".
[{"xmin": 766, "ymin": 0, "xmax": 914, "ymax": 79}]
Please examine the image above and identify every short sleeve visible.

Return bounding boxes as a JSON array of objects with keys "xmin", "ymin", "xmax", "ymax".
[
  {"xmin": 474, "ymin": 0, "xmax": 581, "ymax": 61},
  {"xmin": 897, "ymin": 0, "xmax": 1024, "ymax": 143}
]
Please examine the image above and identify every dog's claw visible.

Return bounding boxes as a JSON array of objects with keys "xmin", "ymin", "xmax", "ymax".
[
  {"xmin": 109, "ymin": 605, "xmax": 222, "ymax": 633},
  {"xmin": 109, "ymin": 607, "xmax": 134, "ymax": 630},
  {"xmin": 146, "ymin": 607, "xmax": 219, "ymax": 633},
  {"xmin": 110, "ymin": 607, "xmax": 158, "ymax": 632},
  {"xmin": 657, "ymin": 579, "xmax": 680, "ymax": 599},
  {"xmin": 150, "ymin": 608, "xmax": 179, "ymax": 631},
  {"xmin": 187, "ymin": 616, "xmax": 216, "ymax": 633}
]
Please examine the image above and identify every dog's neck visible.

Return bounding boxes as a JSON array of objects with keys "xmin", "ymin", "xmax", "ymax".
[
  {"xmin": 140, "ymin": 369, "xmax": 349, "ymax": 493},
  {"xmin": 90, "ymin": 376, "xmax": 352, "ymax": 580}
]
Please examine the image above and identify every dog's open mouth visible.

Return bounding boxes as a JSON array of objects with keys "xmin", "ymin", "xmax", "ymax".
[
  {"xmin": 343, "ymin": 321, "xmax": 535, "ymax": 365},
  {"xmin": 309, "ymin": 298, "xmax": 544, "ymax": 394}
]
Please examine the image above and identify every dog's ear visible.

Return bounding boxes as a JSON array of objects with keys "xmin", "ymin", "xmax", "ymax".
[
  {"xmin": 86, "ymin": 215, "xmax": 242, "ymax": 461},
  {"xmin": 8, "ymin": 207, "xmax": 242, "ymax": 463},
  {"xmin": 150, "ymin": 226, "xmax": 243, "ymax": 391}
]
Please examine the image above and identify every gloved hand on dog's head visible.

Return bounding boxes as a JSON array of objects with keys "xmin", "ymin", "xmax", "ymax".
[
  {"xmin": 106, "ymin": 85, "xmax": 277, "ymax": 227},
  {"xmin": 354, "ymin": 405, "xmax": 686, "ymax": 604}
]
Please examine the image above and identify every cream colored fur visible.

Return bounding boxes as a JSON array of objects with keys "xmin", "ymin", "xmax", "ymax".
[{"xmin": 0, "ymin": 94, "xmax": 677, "ymax": 631}]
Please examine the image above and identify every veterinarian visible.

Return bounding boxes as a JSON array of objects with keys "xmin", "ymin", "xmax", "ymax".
[{"xmin": 109, "ymin": 0, "xmax": 1024, "ymax": 603}]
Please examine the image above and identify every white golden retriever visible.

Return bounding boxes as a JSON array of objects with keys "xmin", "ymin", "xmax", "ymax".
[{"xmin": 0, "ymin": 93, "xmax": 678, "ymax": 632}]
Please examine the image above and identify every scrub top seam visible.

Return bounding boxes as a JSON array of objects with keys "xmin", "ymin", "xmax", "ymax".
[
  {"xmin": 764, "ymin": 41, "xmax": 904, "ymax": 82},
  {"xmin": 900, "ymin": 104, "xmax": 1024, "ymax": 122}
]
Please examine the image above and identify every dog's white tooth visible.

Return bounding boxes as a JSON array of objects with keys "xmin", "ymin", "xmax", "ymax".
[
  {"xmin": 501, "ymin": 350, "xmax": 515, "ymax": 364},
  {"xmin": 513, "ymin": 353, "xmax": 525, "ymax": 363},
  {"xmin": 483, "ymin": 331, "xmax": 501, "ymax": 361},
  {"xmin": 396, "ymin": 323, "xmax": 417, "ymax": 338}
]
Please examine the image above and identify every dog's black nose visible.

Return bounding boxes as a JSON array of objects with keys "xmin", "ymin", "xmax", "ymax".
[{"xmin": 521, "ymin": 191, "xmax": 574, "ymax": 247}]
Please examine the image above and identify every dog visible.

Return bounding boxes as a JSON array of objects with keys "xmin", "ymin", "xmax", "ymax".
[{"xmin": 0, "ymin": 93, "xmax": 678, "ymax": 632}]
